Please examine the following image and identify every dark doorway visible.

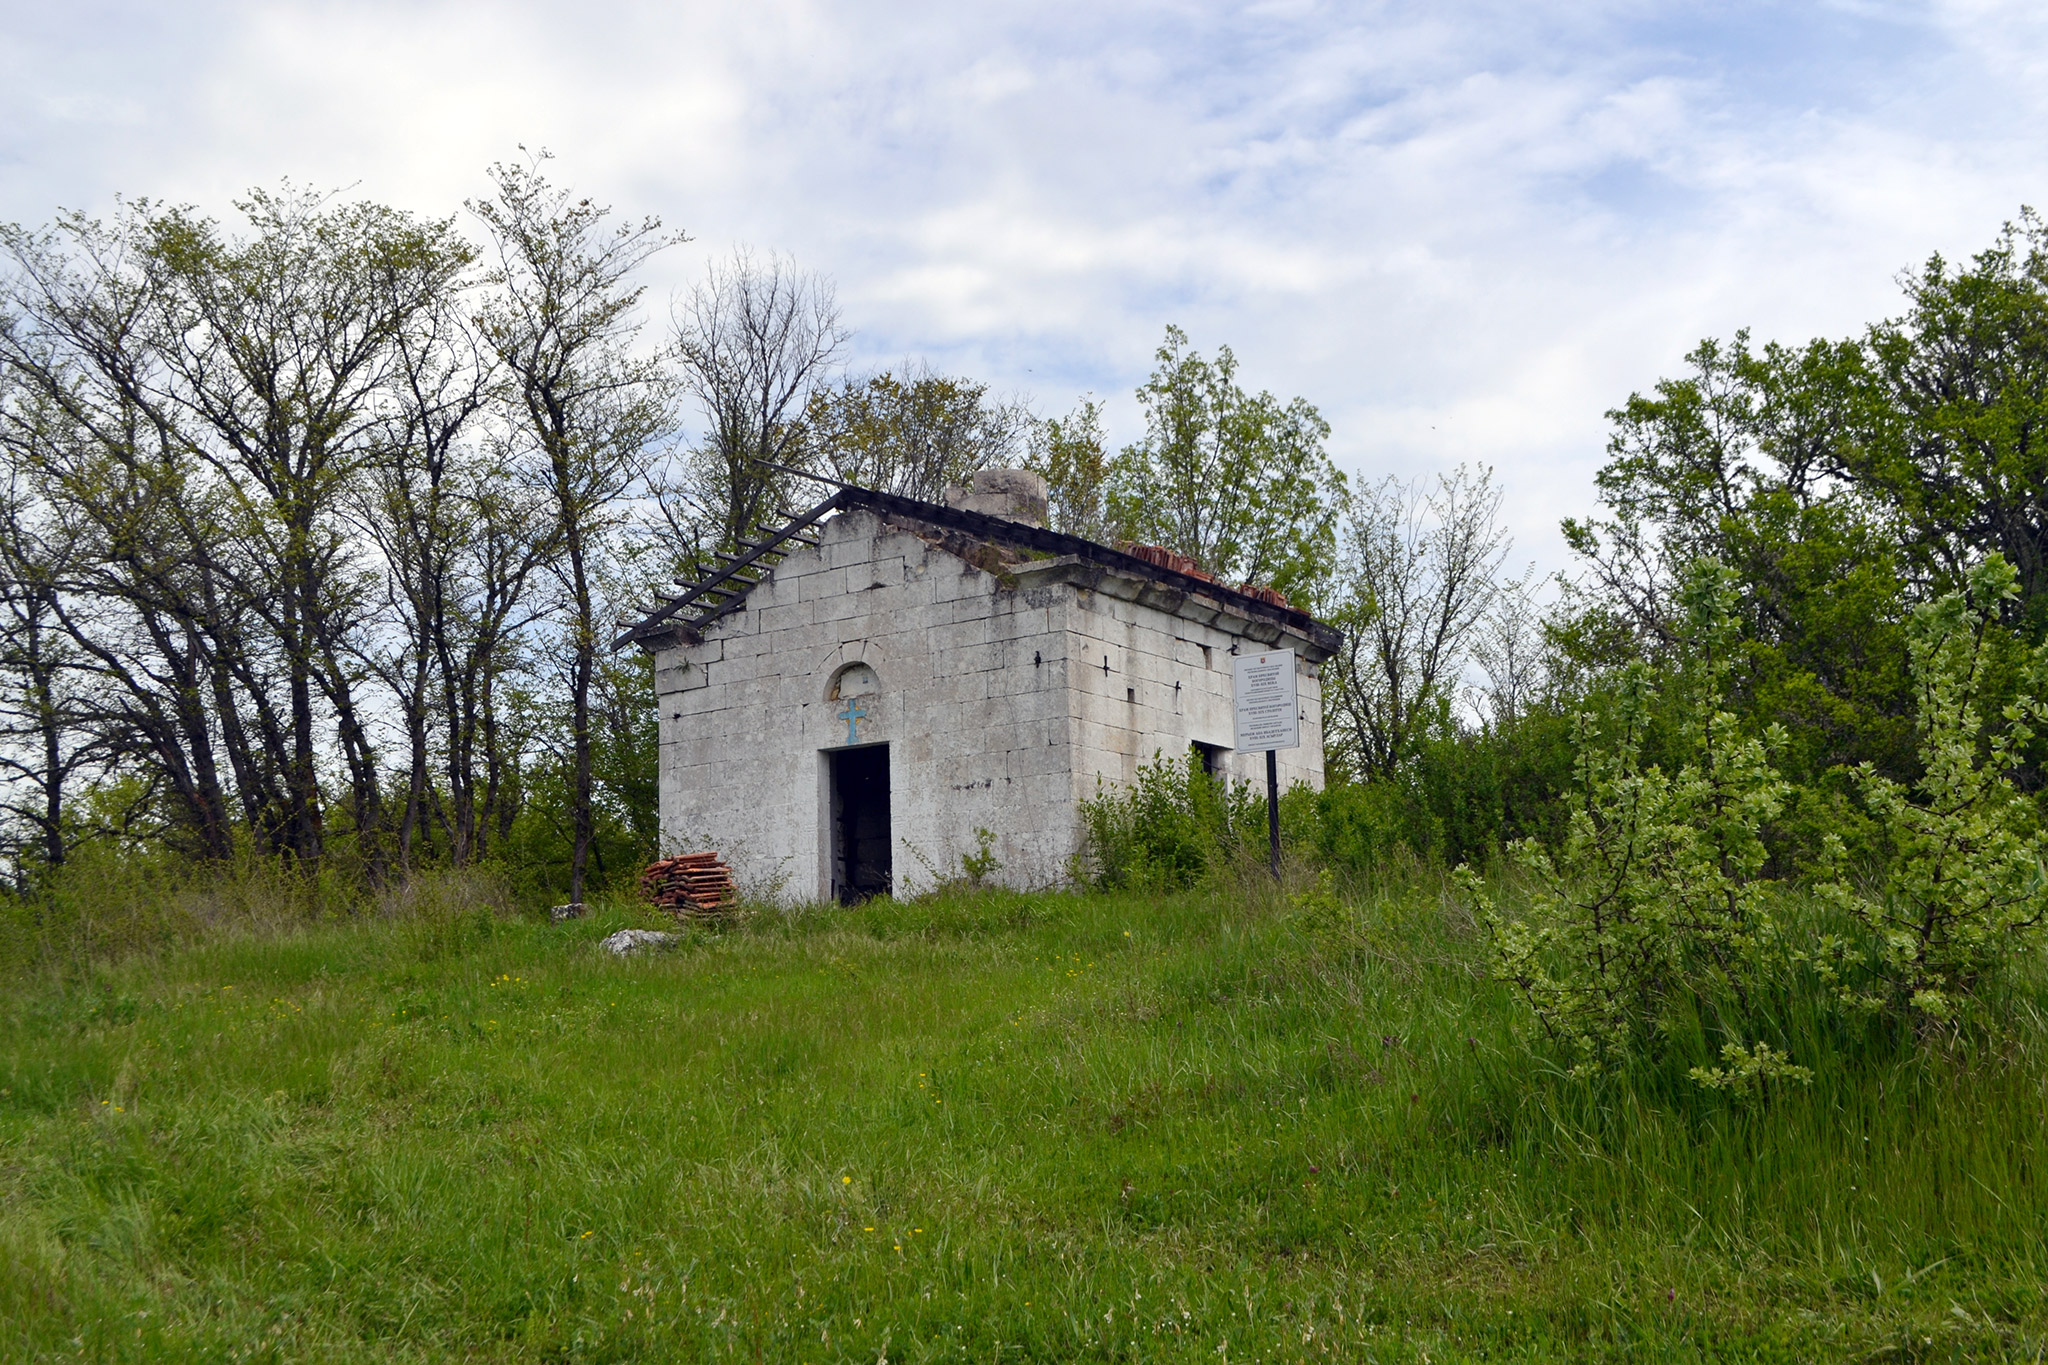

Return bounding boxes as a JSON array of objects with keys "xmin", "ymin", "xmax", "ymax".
[{"xmin": 829, "ymin": 745, "xmax": 892, "ymax": 903}]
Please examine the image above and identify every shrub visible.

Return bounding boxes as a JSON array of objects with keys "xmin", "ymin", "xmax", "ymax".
[
  {"xmin": 1817, "ymin": 555, "xmax": 2048, "ymax": 1028},
  {"xmin": 1311, "ymin": 780, "xmax": 1404, "ymax": 872},
  {"xmin": 1079, "ymin": 749, "xmax": 1266, "ymax": 890},
  {"xmin": 1464, "ymin": 564, "xmax": 1802, "ymax": 1082},
  {"xmin": 1309, "ymin": 708, "xmax": 1576, "ymax": 879}
]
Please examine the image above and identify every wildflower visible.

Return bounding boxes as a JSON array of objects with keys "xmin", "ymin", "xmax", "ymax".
[{"xmin": 843, "ymin": 1176, "xmax": 851, "ymax": 1185}]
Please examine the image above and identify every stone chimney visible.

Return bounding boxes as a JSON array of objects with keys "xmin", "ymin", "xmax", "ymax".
[{"xmin": 943, "ymin": 468, "xmax": 1049, "ymax": 527}]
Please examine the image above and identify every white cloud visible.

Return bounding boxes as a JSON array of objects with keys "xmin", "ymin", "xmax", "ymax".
[{"xmin": 4, "ymin": 0, "xmax": 2047, "ymax": 574}]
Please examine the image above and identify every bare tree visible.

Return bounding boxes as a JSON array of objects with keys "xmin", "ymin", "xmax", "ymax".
[
  {"xmin": 3, "ymin": 167, "xmax": 692, "ymax": 893},
  {"xmin": 472, "ymin": 154, "xmax": 678, "ymax": 905},
  {"xmin": 669, "ymin": 249, "xmax": 846, "ymax": 553},
  {"xmin": 1469, "ymin": 565, "xmax": 1546, "ymax": 729},
  {"xmin": 1326, "ymin": 466, "xmax": 1509, "ymax": 778},
  {"xmin": 2, "ymin": 191, "xmax": 471, "ymax": 879},
  {"xmin": 348, "ymin": 256, "xmax": 558, "ymax": 873}
]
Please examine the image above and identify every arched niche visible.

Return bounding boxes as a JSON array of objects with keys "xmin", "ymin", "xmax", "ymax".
[{"xmin": 827, "ymin": 661, "xmax": 880, "ymax": 702}]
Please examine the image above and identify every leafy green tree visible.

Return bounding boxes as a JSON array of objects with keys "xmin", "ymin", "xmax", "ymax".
[
  {"xmin": 809, "ymin": 363, "xmax": 1028, "ymax": 501},
  {"xmin": 1567, "ymin": 333, "xmax": 1916, "ymax": 790},
  {"xmin": 1567, "ymin": 213, "xmax": 2048, "ymax": 793},
  {"xmin": 495, "ymin": 639, "xmax": 659, "ymax": 900},
  {"xmin": 1026, "ymin": 397, "xmax": 1110, "ymax": 539},
  {"xmin": 1849, "ymin": 211, "xmax": 2048, "ymax": 628},
  {"xmin": 1105, "ymin": 326, "xmax": 1344, "ymax": 602}
]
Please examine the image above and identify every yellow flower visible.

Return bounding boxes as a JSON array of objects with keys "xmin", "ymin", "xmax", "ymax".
[{"xmin": 842, "ymin": 1176, "xmax": 851, "ymax": 1184}]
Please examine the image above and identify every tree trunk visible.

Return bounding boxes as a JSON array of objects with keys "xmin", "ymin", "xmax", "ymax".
[{"xmin": 562, "ymin": 498, "xmax": 595, "ymax": 904}]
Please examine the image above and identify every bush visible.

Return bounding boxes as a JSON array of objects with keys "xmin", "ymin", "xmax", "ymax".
[
  {"xmin": 1310, "ymin": 780, "xmax": 1415, "ymax": 876},
  {"xmin": 1309, "ymin": 707, "xmax": 1576, "ymax": 880},
  {"xmin": 1469, "ymin": 554, "xmax": 2048, "ymax": 1087},
  {"xmin": 1817, "ymin": 555, "xmax": 2048, "ymax": 1028},
  {"xmin": 1079, "ymin": 749, "xmax": 1269, "ymax": 890},
  {"xmin": 1464, "ymin": 564, "xmax": 1803, "ymax": 1083}
]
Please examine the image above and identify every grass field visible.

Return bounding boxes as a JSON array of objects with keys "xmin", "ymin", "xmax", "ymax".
[{"xmin": 2, "ymin": 871, "xmax": 2045, "ymax": 1362}]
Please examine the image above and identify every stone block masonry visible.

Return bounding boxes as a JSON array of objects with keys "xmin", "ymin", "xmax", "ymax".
[{"xmin": 651, "ymin": 502, "xmax": 1335, "ymax": 902}]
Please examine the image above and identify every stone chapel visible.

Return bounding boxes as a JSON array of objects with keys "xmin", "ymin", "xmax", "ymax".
[{"xmin": 617, "ymin": 470, "xmax": 1341, "ymax": 902}]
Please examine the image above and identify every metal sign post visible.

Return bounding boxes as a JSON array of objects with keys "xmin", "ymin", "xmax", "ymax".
[{"xmin": 1232, "ymin": 648, "xmax": 1299, "ymax": 879}]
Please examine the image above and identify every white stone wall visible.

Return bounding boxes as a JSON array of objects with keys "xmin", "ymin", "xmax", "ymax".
[
  {"xmin": 1057, "ymin": 583, "xmax": 1324, "ymax": 803},
  {"xmin": 654, "ymin": 507, "xmax": 1330, "ymax": 902}
]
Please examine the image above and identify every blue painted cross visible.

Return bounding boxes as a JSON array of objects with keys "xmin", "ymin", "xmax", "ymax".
[{"xmin": 839, "ymin": 696, "xmax": 868, "ymax": 744}]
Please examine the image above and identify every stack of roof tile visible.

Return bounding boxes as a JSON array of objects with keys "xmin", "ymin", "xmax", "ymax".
[
  {"xmin": 1241, "ymin": 584, "xmax": 1291, "ymax": 609},
  {"xmin": 1124, "ymin": 542, "xmax": 1217, "ymax": 583},
  {"xmin": 639, "ymin": 853, "xmax": 736, "ymax": 916},
  {"xmin": 1125, "ymin": 542, "xmax": 1291, "ymax": 607}
]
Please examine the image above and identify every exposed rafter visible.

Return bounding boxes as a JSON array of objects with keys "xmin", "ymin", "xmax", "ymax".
[{"xmin": 611, "ymin": 489, "xmax": 847, "ymax": 650}]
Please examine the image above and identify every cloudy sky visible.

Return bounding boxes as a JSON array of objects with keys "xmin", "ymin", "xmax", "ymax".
[{"xmin": 5, "ymin": 0, "xmax": 2046, "ymax": 572}]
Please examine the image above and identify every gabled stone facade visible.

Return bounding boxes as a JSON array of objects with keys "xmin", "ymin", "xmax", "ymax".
[{"xmin": 635, "ymin": 479, "xmax": 1339, "ymax": 902}]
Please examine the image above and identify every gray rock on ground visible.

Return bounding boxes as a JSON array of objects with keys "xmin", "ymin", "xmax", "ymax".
[{"xmin": 599, "ymin": 928, "xmax": 677, "ymax": 955}]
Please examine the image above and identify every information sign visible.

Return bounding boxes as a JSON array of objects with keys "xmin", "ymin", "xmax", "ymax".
[{"xmin": 1231, "ymin": 648, "xmax": 1300, "ymax": 752}]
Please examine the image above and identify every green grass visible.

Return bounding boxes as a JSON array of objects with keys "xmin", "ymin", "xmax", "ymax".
[{"xmin": 1, "ymin": 874, "xmax": 2045, "ymax": 1362}]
